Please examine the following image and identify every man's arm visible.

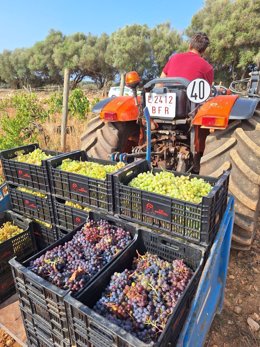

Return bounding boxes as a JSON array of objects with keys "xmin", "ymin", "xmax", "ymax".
[{"xmin": 160, "ymin": 71, "xmax": 167, "ymax": 78}]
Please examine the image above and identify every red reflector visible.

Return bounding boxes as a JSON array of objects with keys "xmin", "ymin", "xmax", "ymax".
[
  {"xmin": 104, "ymin": 112, "xmax": 117, "ymax": 121},
  {"xmin": 201, "ymin": 116, "xmax": 226, "ymax": 128}
]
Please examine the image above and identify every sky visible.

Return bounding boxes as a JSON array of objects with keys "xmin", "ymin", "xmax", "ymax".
[{"xmin": 0, "ymin": 0, "xmax": 204, "ymax": 53}]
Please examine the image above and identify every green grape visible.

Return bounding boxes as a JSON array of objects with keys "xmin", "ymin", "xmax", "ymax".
[
  {"xmin": 59, "ymin": 159, "xmax": 125, "ymax": 180},
  {"xmin": 17, "ymin": 186, "xmax": 47, "ymax": 198},
  {"xmin": 65, "ymin": 201, "xmax": 91, "ymax": 212},
  {"xmin": 0, "ymin": 221, "xmax": 24, "ymax": 244},
  {"xmin": 129, "ymin": 171, "xmax": 212, "ymax": 204},
  {"xmin": 34, "ymin": 219, "xmax": 52, "ymax": 228},
  {"xmin": 14, "ymin": 149, "xmax": 53, "ymax": 166}
]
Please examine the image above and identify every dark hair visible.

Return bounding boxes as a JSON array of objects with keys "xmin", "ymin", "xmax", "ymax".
[{"xmin": 190, "ymin": 32, "xmax": 210, "ymax": 53}]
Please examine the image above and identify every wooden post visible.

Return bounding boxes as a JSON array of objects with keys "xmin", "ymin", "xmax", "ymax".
[
  {"xmin": 119, "ymin": 72, "xmax": 125, "ymax": 96},
  {"xmin": 61, "ymin": 68, "xmax": 70, "ymax": 152}
]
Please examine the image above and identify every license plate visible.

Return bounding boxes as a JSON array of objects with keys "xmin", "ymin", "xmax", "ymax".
[{"xmin": 145, "ymin": 92, "xmax": 176, "ymax": 119}]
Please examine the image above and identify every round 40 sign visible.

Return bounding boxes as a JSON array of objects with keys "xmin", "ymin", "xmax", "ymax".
[{"xmin": 186, "ymin": 78, "xmax": 211, "ymax": 103}]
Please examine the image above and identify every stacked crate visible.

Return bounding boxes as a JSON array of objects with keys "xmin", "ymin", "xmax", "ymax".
[
  {"xmin": 0, "ymin": 210, "xmax": 34, "ymax": 303},
  {"xmin": 9, "ymin": 212, "xmax": 138, "ymax": 347},
  {"xmin": 48, "ymin": 150, "xmax": 121, "ymax": 233},
  {"xmin": 0, "ymin": 144, "xmax": 60, "ymax": 250}
]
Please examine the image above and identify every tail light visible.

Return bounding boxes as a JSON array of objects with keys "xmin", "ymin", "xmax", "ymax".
[
  {"xmin": 104, "ymin": 112, "xmax": 117, "ymax": 121},
  {"xmin": 201, "ymin": 116, "xmax": 228, "ymax": 128}
]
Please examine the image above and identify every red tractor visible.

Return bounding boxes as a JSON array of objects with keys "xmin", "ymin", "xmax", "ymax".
[{"xmin": 81, "ymin": 70, "xmax": 260, "ymax": 250}]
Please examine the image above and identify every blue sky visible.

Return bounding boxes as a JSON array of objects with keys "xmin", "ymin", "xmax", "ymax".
[{"xmin": 0, "ymin": 0, "xmax": 204, "ymax": 52}]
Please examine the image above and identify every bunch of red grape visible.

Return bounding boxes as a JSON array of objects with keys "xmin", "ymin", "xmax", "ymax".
[
  {"xmin": 94, "ymin": 252, "xmax": 193, "ymax": 344},
  {"xmin": 29, "ymin": 220, "xmax": 132, "ymax": 292}
]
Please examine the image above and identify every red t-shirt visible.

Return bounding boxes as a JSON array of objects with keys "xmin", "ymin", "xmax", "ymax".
[{"xmin": 163, "ymin": 52, "xmax": 214, "ymax": 85}]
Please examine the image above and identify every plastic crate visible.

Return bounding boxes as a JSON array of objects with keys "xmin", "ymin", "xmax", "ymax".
[
  {"xmin": 0, "ymin": 143, "xmax": 60, "ymax": 193},
  {"xmin": 9, "ymin": 184, "xmax": 55, "ymax": 225},
  {"xmin": 0, "ymin": 268, "xmax": 16, "ymax": 304},
  {"xmin": 54, "ymin": 197, "xmax": 89, "ymax": 232},
  {"xmin": 20, "ymin": 306, "xmax": 71, "ymax": 347},
  {"xmin": 48, "ymin": 150, "xmax": 126, "ymax": 212},
  {"xmin": 65, "ymin": 229, "xmax": 204, "ymax": 347},
  {"xmin": 0, "ymin": 210, "xmax": 35, "ymax": 272},
  {"xmin": 114, "ymin": 160, "xmax": 230, "ymax": 246},
  {"xmin": 9, "ymin": 213, "xmax": 138, "ymax": 341},
  {"xmin": 33, "ymin": 221, "xmax": 61, "ymax": 250}
]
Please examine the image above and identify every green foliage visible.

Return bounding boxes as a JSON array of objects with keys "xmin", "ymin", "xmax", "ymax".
[
  {"xmin": 47, "ymin": 92, "xmax": 63, "ymax": 114},
  {"xmin": 0, "ymin": 93, "xmax": 48, "ymax": 150},
  {"xmin": 68, "ymin": 88, "xmax": 90, "ymax": 119},
  {"xmin": 47, "ymin": 88, "xmax": 92, "ymax": 119}
]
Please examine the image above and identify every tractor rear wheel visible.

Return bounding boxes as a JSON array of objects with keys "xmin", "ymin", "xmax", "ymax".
[
  {"xmin": 80, "ymin": 115, "xmax": 139, "ymax": 160},
  {"xmin": 200, "ymin": 107, "xmax": 260, "ymax": 250}
]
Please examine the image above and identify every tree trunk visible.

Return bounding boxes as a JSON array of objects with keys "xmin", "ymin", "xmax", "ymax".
[
  {"xmin": 119, "ymin": 72, "xmax": 125, "ymax": 96},
  {"xmin": 61, "ymin": 68, "xmax": 70, "ymax": 152}
]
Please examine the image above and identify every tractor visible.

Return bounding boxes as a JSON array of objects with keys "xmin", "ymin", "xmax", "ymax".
[{"xmin": 81, "ymin": 69, "xmax": 260, "ymax": 250}]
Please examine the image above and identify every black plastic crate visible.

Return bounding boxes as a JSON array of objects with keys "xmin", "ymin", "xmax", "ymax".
[
  {"xmin": 0, "ymin": 267, "xmax": 16, "ymax": 304},
  {"xmin": 114, "ymin": 160, "xmax": 230, "ymax": 246},
  {"xmin": 48, "ymin": 150, "xmax": 126, "ymax": 212},
  {"xmin": 9, "ymin": 184, "xmax": 55, "ymax": 225},
  {"xmin": 54, "ymin": 197, "xmax": 89, "ymax": 232},
  {"xmin": 20, "ymin": 306, "xmax": 71, "ymax": 347},
  {"xmin": 33, "ymin": 221, "xmax": 61, "ymax": 250},
  {"xmin": 9, "ymin": 213, "xmax": 138, "ymax": 339},
  {"xmin": 65, "ymin": 229, "xmax": 204, "ymax": 347},
  {"xmin": 0, "ymin": 210, "xmax": 35, "ymax": 273},
  {"xmin": 0, "ymin": 143, "xmax": 60, "ymax": 193}
]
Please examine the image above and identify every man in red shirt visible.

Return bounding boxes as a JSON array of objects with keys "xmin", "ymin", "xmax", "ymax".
[
  {"xmin": 161, "ymin": 32, "xmax": 214, "ymax": 85},
  {"xmin": 160, "ymin": 32, "xmax": 213, "ymax": 173}
]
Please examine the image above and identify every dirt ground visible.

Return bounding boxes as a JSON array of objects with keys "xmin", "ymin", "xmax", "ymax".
[{"xmin": 207, "ymin": 232, "xmax": 260, "ymax": 347}]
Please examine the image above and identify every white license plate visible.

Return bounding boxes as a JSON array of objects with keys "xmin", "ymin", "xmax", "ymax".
[{"xmin": 145, "ymin": 92, "xmax": 176, "ymax": 119}]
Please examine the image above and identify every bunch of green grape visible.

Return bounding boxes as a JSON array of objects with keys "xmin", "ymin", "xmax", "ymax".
[
  {"xmin": 34, "ymin": 218, "xmax": 52, "ymax": 228},
  {"xmin": 0, "ymin": 175, "xmax": 5, "ymax": 185},
  {"xmin": 0, "ymin": 221, "xmax": 24, "ymax": 244},
  {"xmin": 17, "ymin": 187, "xmax": 47, "ymax": 199},
  {"xmin": 14, "ymin": 149, "xmax": 53, "ymax": 166},
  {"xmin": 129, "ymin": 171, "xmax": 212, "ymax": 204},
  {"xmin": 59, "ymin": 159, "xmax": 125, "ymax": 180},
  {"xmin": 65, "ymin": 201, "xmax": 91, "ymax": 212}
]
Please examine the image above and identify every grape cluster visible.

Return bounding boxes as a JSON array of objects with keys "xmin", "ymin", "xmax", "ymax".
[
  {"xmin": 129, "ymin": 171, "xmax": 212, "ymax": 204},
  {"xmin": 65, "ymin": 200, "xmax": 91, "ymax": 212},
  {"xmin": 29, "ymin": 220, "xmax": 132, "ymax": 292},
  {"xmin": 14, "ymin": 148, "xmax": 53, "ymax": 166},
  {"xmin": 59, "ymin": 159, "xmax": 125, "ymax": 180},
  {"xmin": 0, "ymin": 221, "xmax": 24, "ymax": 244},
  {"xmin": 17, "ymin": 186, "xmax": 47, "ymax": 199},
  {"xmin": 94, "ymin": 252, "xmax": 193, "ymax": 344}
]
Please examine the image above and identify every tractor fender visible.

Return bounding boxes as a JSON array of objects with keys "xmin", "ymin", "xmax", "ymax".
[
  {"xmin": 229, "ymin": 97, "xmax": 260, "ymax": 120},
  {"xmin": 92, "ymin": 97, "xmax": 115, "ymax": 114},
  {"xmin": 93, "ymin": 96, "xmax": 141, "ymax": 122}
]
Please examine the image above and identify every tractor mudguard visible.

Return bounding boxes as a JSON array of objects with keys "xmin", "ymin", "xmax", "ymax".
[
  {"xmin": 92, "ymin": 97, "xmax": 114, "ymax": 114},
  {"xmin": 229, "ymin": 97, "xmax": 259, "ymax": 120},
  {"xmin": 92, "ymin": 96, "xmax": 140, "ymax": 121},
  {"xmin": 193, "ymin": 95, "xmax": 260, "ymax": 128},
  {"xmin": 193, "ymin": 95, "xmax": 239, "ymax": 128}
]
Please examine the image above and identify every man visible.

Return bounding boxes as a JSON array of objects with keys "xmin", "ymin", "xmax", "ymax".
[
  {"xmin": 161, "ymin": 32, "xmax": 214, "ymax": 85},
  {"xmin": 160, "ymin": 32, "xmax": 213, "ymax": 173}
]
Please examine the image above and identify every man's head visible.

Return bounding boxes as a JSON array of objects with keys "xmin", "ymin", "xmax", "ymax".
[{"xmin": 189, "ymin": 32, "xmax": 210, "ymax": 54}]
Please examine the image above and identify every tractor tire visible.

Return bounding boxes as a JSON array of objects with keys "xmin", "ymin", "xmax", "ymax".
[
  {"xmin": 80, "ymin": 115, "xmax": 139, "ymax": 160},
  {"xmin": 200, "ymin": 107, "xmax": 260, "ymax": 250}
]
